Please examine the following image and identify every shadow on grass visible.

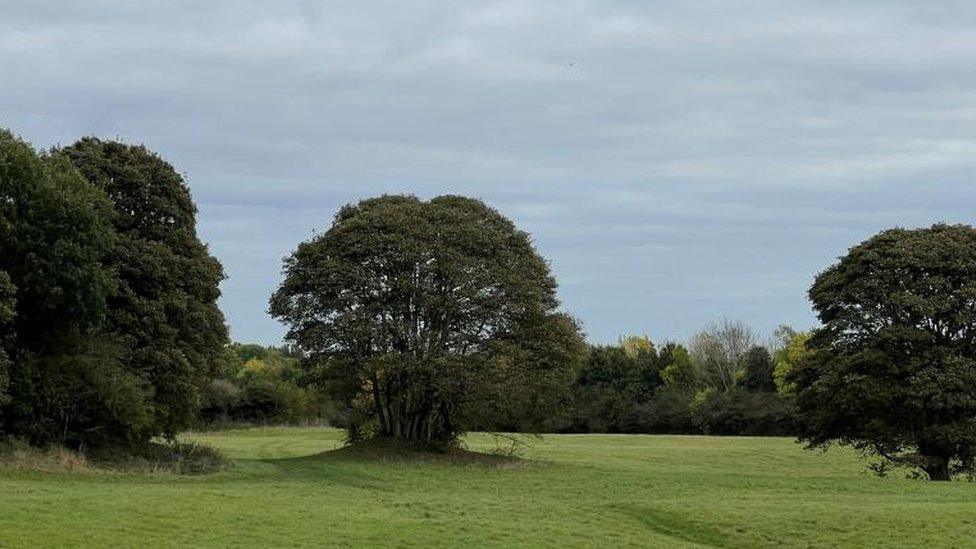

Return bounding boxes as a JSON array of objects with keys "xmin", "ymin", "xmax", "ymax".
[
  {"xmin": 608, "ymin": 504, "xmax": 741, "ymax": 548},
  {"xmin": 233, "ymin": 439, "xmax": 533, "ymax": 491},
  {"xmin": 266, "ymin": 438, "xmax": 532, "ymax": 470}
]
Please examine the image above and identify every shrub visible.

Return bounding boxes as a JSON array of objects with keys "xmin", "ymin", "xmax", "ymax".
[{"xmin": 691, "ymin": 389, "xmax": 795, "ymax": 436}]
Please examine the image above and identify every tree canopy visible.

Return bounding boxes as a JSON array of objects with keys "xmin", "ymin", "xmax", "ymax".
[
  {"xmin": 738, "ymin": 346, "xmax": 776, "ymax": 392},
  {"xmin": 791, "ymin": 224, "xmax": 976, "ymax": 480},
  {"xmin": 270, "ymin": 195, "xmax": 585, "ymax": 446},
  {"xmin": 0, "ymin": 130, "xmax": 227, "ymax": 447},
  {"xmin": 62, "ymin": 138, "xmax": 229, "ymax": 438},
  {"xmin": 0, "ymin": 130, "xmax": 134, "ymax": 445}
]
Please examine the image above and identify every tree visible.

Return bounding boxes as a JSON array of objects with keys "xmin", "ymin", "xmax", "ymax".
[
  {"xmin": 270, "ymin": 195, "xmax": 585, "ymax": 447},
  {"xmin": 691, "ymin": 388, "xmax": 794, "ymax": 436},
  {"xmin": 61, "ymin": 138, "xmax": 229, "ymax": 438},
  {"xmin": 790, "ymin": 224, "xmax": 976, "ymax": 480},
  {"xmin": 0, "ymin": 130, "xmax": 153, "ymax": 445},
  {"xmin": 738, "ymin": 346, "xmax": 776, "ymax": 392},
  {"xmin": 199, "ymin": 342, "xmax": 333, "ymax": 426},
  {"xmin": 689, "ymin": 319, "xmax": 756, "ymax": 391},
  {"xmin": 619, "ymin": 334, "xmax": 654, "ymax": 358},
  {"xmin": 659, "ymin": 343, "xmax": 697, "ymax": 387},
  {"xmin": 568, "ymin": 342, "xmax": 660, "ymax": 433},
  {"xmin": 772, "ymin": 327, "xmax": 810, "ymax": 395}
]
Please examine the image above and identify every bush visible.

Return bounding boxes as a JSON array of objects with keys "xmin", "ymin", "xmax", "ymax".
[
  {"xmin": 562, "ymin": 337, "xmax": 797, "ymax": 436},
  {"xmin": 0, "ymin": 438, "xmax": 227, "ymax": 475},
  {"xmin": 87, "ymin": 441, "xmax": 229, "ymax": 475},
  {"xmin": 0, "ymin": 438, "xmax": 90, "ymax": 473},
  {"xmin": 691, "ymin": 389, "xmax": 795, "ymax": 436},
  {"xmin": 639, "ymin": 386, "xmax": 698, "ymax": 434},
  {"xmin": 198, "ymin": 343, "xmax": 333, "ymax": 427}
]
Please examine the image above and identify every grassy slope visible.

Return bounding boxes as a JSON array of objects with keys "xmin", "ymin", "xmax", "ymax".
[{"xmin": 0, "ymin": 428, "xmax": 974, "ymax": 547}]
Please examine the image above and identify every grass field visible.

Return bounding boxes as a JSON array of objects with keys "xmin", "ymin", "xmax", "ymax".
[{"xmin": 1, "ymin": 427, "xmax": 974, "ymax": 547}]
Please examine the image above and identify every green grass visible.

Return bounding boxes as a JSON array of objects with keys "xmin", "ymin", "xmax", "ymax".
[{"xmin": 1, "ymin": 428, "xmax": 974, "ymax": 547}]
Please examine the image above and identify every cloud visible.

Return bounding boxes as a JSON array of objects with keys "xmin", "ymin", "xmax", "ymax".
[{"xmin": 2, "ymin": 0, "xmax": 974, "ymax": 344}]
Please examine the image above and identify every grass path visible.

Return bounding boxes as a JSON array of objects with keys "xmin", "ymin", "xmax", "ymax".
[{"xmin": 1, "ymin": 427, "xmax": 974, "ymax": 547}]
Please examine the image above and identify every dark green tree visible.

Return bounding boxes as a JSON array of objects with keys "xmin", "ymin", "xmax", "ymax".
[
  {"xmin": 0, "ymin": 133, "xmax": 112, "ymax": 351},
  {"xmin": 0, "ymin": 130, "xmax": 153, "ymax": 445},
  {"xmin": 61, "ymin": 138, "xmax": 228, "ymax": 438},
  {"xmin": 690, "ymin": 388, "xmax": 794, "ymax": 436},
  {"xmin": 270, "ymin": 195, "xmax": 585, "ymax": 446},
  {"xmin": 567, "ymin": 342, "xmax": 662, "ymax": 433},
  {"xmin": 738, "ymin": 346, "xmax": 776, "ymax": 392},
  {"xmin": 486, "ymin": 312, "xmax": 587, "ymax": 432},
  {"xmin": 0, "ymin": 271, "xmax": 14, "ymax": 408},
  {"xmin": 791, "ymin": 224, "xmax": 976, "ymax": 480}
]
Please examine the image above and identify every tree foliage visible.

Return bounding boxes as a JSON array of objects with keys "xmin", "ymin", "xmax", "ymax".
[
  {"xmin": 791, "ymin": 224, "xmax": 976, "ymax": 480},
  {"xmin": 61, "ymin": 138, "xmax": 229, "ymax": 437},
  {"xmin": 0, "ymin": 271, "xmax": 15, "ymax": 408},
  {"xmin": 564, "ymin": 332, "xmax": 793, "ymax": 436},
  {"xmin": 200, "ymin": 343, "xmax": 331, "ymax": 425},
  {"xmin": 270, "ymin": 195, "xmax": 585, "ymax": 446},
  {"xmin": 0, "ymin": 130, "xmax": 227, "ymax": 447},
  {"xmin": 738, "ymin": 346, "xmax": 776, "ymax": 392},
  {"xmin": 772, "ymin": 326, "xmax": 810, "ymax": 395},
  {"xmin": 689, "ymin": 319, "xmax": 757, "ymax": 391},
  {"xmin": 566, "ymin": 343, "xmax": 662, "ymax": 432},
  {"xmin": 691, "ymin": 388, "xmax": 794, "ymax": 435},
  {"xmin": 0, "ymin": 130, "xmax": 135, "ymax": 445}
]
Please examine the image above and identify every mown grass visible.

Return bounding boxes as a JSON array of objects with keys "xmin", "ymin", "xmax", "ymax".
[{"xmin": 1, "ymin": 427, "xmax": 974, "ymax": 547}]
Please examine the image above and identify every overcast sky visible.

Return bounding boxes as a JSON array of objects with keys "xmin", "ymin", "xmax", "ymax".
[{"xmin": 3, "ymin": 1, "xmax": 975, "ymax": 345}]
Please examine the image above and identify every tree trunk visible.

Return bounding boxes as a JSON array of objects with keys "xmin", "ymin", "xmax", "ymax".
[
  {"xmin": 922, "ymin": 455, "xmax": 951, "ymax": 481},
  {"xmin": 370, "ymin": 373, "xmax": 390, "ymax": 436}
]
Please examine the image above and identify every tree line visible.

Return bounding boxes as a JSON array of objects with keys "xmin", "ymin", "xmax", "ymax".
[
  {"xmin": 199, "ymin": 343, "xmax": 333, "ymax": 426},
  {"xmin": 3, "ymin": 127, "xmax": 976, "ymax": 481},
  {"xmin": 557, "ymin": 323, "xmax": 807, "ymax": 437},
  {"xmin": 201, "ymin": 321, "xmax": 808, "ymax": 437}
]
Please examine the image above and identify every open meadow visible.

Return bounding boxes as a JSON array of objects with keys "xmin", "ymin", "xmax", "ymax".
[{"xmin": 1, "ymin": 427, "xmax": 974, "ymax": 547}]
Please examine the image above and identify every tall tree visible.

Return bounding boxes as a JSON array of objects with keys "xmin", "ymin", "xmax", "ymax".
[
  {"xmin": 0, "ymin": 131, "xmax": 150, "ymax": 444},
  {"xmin": 772, "ymin": 327, "xmax": 810, "ymax": 395},
  {"xmin": 62, "ymin": 138, "xmax": 228, "ymax": 438},
  {"xmin": 738, "ymin": 346, "xmax": 776, "ymax": 392},
  {"xmin": 270, "ymin": 195, "xmax": 585, "ymax": 446},
  {"xmin": 659, "ymin": 342, "xmax": 697, "ymax": 387},
  {"xmin": 791, "ymin": 224, "xmax": 976, "ymax": 480},
  {"xmin": 689, "ymin": 319, "xmax": 757, "ymax": 391}
]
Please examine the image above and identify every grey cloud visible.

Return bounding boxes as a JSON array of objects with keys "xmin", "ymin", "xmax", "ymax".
[{"xmin": 2, "ymin": 1, "xmax": 974, "ymax": 344}]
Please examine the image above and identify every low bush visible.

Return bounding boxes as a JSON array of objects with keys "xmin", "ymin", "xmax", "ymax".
[
  {"xmin": 0, "ymin": 438, "xmax": 91, "ymax": 473},
  {"xmin": 198, "ymin": 343, "xmax": 334, "ymax": 427},
  {"xmin": 0, "ymin": 438, "xmax": 228, "ymax": 475},
  {"xmin": 690, "ymin": 389, "xmax": 795, "ymax": 436},
  {"xmin": 87, "ymin": 441, "xmax": 229, "ymax": 475}
]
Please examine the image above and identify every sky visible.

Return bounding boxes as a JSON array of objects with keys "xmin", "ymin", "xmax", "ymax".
[{"xmin": 3, "ymin": 1, "xmax": 975, "ymax": 345}]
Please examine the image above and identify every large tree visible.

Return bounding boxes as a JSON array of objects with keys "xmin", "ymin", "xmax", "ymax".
[
  {"xmin": 0, "ymin": 130, "xmax": 152, "ymax": 445},
  {"xmin": 61, "ymin": 138, "xmax": 228, "ymax": 438},
  {"xmin": 270, "ymin": 195, "xmax": 585, "ymax": 446},
  {"xmin": 791, "ymin": 224, "xmax": 976, "ymax": 480}
]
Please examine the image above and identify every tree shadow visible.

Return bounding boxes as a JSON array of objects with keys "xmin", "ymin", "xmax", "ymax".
[{"xmin": 281, "ymin": 439, "xmax": 533, "ymax": 469}]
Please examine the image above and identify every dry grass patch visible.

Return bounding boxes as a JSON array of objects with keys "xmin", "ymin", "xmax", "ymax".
[
  {"xmin": 0, "ymin": 439, "xmax": 91, "ymax": 473},
  {"xmin": 0, "ymin": 438, "xmax": 229, "ymax": 475}
]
